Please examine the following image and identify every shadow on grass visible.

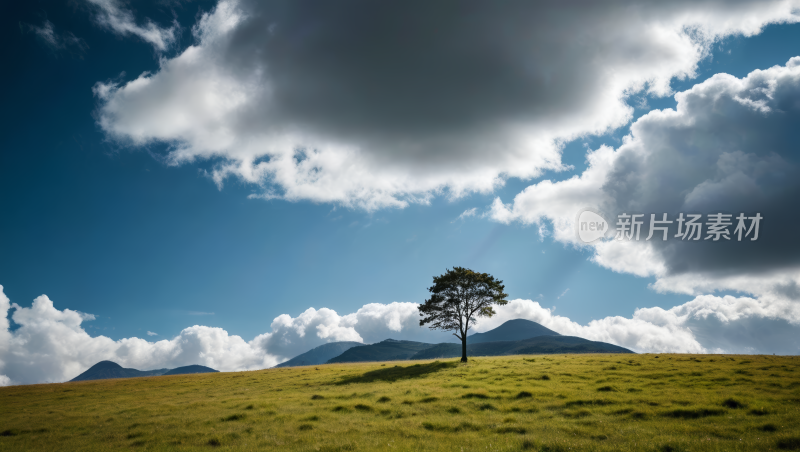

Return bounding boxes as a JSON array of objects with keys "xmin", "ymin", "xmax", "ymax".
[
  {"xmin": 777, "ymin": 437, "xmax": 800, "ymax": 450},
  {"xmin": 334, "ymin": 361, "xmax": 458, "ymax": 385},
  {"xmin": 663, "ymin": 408, "xmax": 725, "ymax": 419},
  {"xmin": 722, "ymin": 398, "xmax": 746, "ymax": 409},
  {"xmin": 221, "ymin": 413, "xmax": 245, "ymax": 421},
  {"xmin": 422, "ymin": 421, "xmax": 482, "ymax": 432}
]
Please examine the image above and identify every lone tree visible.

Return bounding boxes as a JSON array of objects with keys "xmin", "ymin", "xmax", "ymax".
[{"xmin": 419, "ymin": 267, "xmax": 508, "ymax": 363}]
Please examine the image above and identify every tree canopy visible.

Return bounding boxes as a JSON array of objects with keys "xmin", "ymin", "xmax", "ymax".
[{"xmin": 418, "ymin": 267, "xmax": 508, "ymax": 362}]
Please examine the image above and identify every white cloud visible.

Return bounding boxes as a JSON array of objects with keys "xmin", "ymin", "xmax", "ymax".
[
  {"xmin": 474, "ymin": 297, "xmax": 800, "ymax": 354},
  {"xmin": 557, "ymin": 289, "xmax": 569, "ymax": 299},
  {"xmin": 85, "ymin": 0, "xmax": 176, "ymax": 51},
  {"xmin": 93, "ymin": 0, "xmax": 800, "ymax": 210},
  {"xmin": 0, "ymin": 287, "xmax": 275, "ymax": 385},
  {"xmin": 146, "ymin": 331, "xmax": 157, "ymax": 336},
  {"xmin": 2, "ymin": 285, "xmax": 799, "ymax": 385},
  {"xmin": 0, "ymin": 286, "xmax": 448, "ymax": 384},
  {"xmin": 453, "ymin": 208, "xmax": 477, "ymax": 223},
  {"xmin": 0, "ymin": 288, "xmax": 10, "ymax": 385},
  {"xmin": 490, "ymin": 57, "xmax": 800, "ymax": 297},
  {"xmin": 251, "ymin": 302, "xmax": 451, "ymax": 360}
]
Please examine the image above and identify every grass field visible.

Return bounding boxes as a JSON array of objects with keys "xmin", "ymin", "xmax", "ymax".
[{"xmin": 1, "ymin": 354, "xmax": 799, "ymax": 451}]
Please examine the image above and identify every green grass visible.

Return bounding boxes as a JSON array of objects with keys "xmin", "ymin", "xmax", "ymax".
[{"xmin": 1, "ymin": 354, "xmax": 799, "ymax": 451}]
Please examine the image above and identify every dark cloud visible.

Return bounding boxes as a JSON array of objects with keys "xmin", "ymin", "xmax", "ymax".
[
  {"xmin": 95, "ymin": 0, "xmax": 798, "ymax": 208},
  {"xmin": 222, "ymin": 0, "xmax": 786, "ymax": 163},
  {"xmin": 608, "ymin": 66, "xmax": 800, "ymax": 277},
  {"xmin": 493, "ymin": 58, "xmax": 800, "ymax": 294}
]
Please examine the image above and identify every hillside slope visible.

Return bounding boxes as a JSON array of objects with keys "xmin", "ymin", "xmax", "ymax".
[
  {"xmin": 410, "ymin": 335, "xmax": 634, "ymax": 360},
  {"xmin": 275, "ymin": 341, "xmax": 363, "ymax": 368},
  {"xmin": 162, "ymin": 365, "xmax": 219, "ymax": 376},
  {"xmin": 4, "ymin": 354, "xmax": 795, "ymax": 451}
]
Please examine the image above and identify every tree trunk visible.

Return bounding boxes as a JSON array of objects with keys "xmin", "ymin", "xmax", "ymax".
[{"xmin": 461, "ymin": 337, "xmax": 468, "ymax": 363}]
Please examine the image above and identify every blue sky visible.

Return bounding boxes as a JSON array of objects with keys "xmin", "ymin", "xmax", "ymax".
[{"xmin": 2, "ymin": 0, "xmax": 800, "ymax": 385}]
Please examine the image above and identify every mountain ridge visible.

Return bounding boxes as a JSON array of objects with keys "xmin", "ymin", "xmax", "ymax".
[
  {"xmin": 468, "ymin": 319, "xmax": 560, "ymax": 343},
  {"xmin": 327, "ymin": 339, "xmax": 434, "ymax": 364},
  {"xmin": 275, "ymin": 341, "xmax": 363, "ymax": 368},
  {"xmin": 70, "ymin": 361, "xmax": 219, "ymax": 382},
  {"xmin": 319, "ymin": 319, "xmax": 633, "ymax": 364}
]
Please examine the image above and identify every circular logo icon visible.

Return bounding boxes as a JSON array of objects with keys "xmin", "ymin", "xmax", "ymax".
[{"xmin": 575, "ymin": 208, "xmax": 609, "ymax": 243}]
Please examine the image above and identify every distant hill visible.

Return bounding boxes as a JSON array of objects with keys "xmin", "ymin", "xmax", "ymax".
[
  {"xmin": 468, "ymin": 319, "xmax": 560, "ymax": 343},
  {"xmin": 70, "ymin": 361, "xmax": 219, "ymax": 382},
  {"xmin": 322, "ymin": 320, "xmax": 632, "ymax": 363},
  {"xmin": 162, "ymin": 365, "xmax": 219, "ymax": 376},
  {"xmin": 69, "ymin": 361, "xmax": 169, "ymax": 382},
  {"xmin": 410, "ymin": 335, "xmax": 634, "ymax": 359},
  {"xmin": 326, "ymin": 339, "xmax": 436, "ymax": 363},
  {"xmin": 276, "ymin": 341, "xmax": 363, "ymax": 368}
]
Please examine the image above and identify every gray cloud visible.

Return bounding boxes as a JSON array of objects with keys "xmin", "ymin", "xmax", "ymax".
[
  {"xmin": 94, "ymin": 0, "xmax": 800, "ymax": 209},
  {"xmin": 492, "ymin": 58, "xmax": 800, "ymax": 297}
]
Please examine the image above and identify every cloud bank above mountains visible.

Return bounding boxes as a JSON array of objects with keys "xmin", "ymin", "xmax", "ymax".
[
  {"xmin": 93, "ymin": 0, "xmax": 800, "ymax": 210},
  {"xmin": 2, "ymin": 285, "xmax": 798, "ymax": 386}
]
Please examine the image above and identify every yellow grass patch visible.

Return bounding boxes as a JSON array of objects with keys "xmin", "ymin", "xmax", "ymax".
[{"xmin": 1, "ymin": 354, "xmax": 799, "ymax": 451}]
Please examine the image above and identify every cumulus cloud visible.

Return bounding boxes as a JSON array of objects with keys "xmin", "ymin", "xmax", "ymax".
[
  {"xmin": 2, "ymin": 284, "xmax": 800, "ymax": 385},
  {"xmin": 0, "ymin": 288, "xmax": 11, "ymax": 383},
  {"xmin": 146, "ymin": 331, "xmax": 157, "ymax": 336},
  {"xmin": 474, "ymin": 297, "xmax": 800, "ymax": 355},
  {"xmin": 93, "ymin": 0, "xmax": 799, "ymax": 210},
  {"xmin": 0, "ymin": 286, "xmax": 448, "ymax": 385},
  {"xmin": 85, "ymin": 0, "xmax": 176, "ymax": 51},
  {"xmin": 0, "ymin": 286, "xmax": 273, "ymax": 385},
  {"xmin": 491, "ymin": 58, "xmax": 800, "ymax": 297},
  {"xmin": 252, "ymin": 302, "xmax": 452, "ymax": 360}
]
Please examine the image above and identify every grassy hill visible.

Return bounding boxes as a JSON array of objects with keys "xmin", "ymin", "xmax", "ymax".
[
  {"xmin": 411, "ymin": 336, "xmax": 633, "ymax": 360},
  {"xmin": 2, "ymin": 354, "xmax": 800, "ymax": 451},
  {"xmin": 162, "ymin": 365, "xmax": 219, "ymax": 376}
]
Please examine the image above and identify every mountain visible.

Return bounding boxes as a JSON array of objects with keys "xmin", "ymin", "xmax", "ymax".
[
  {"xmin": 275, "ymin": 341, "xmax": 363, "ymax": 368},
  {"xmin": 69, "ymin": 361, "xmax": 169, "ymax": 382},
  {"xmin": 70, "ymin": 361, "xmax": 220, "ymax": 382},
  {"xmin": 410, "ymin": 335, "xmax": 634, "ymax": 360},
  {"xmin": 326, "ymin": 339, "xmax": 436, "ymax": 364},
  {"xmin": 161, "ymin": 365, "xmax": 219, "ymax": 376},
  {"xmin": 468, "ymin": 319, "xmax": 560, "ymax": 344},
  {"xmin": 323, "ymin": 320, "xmax": 633, "ymax": 364}
]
